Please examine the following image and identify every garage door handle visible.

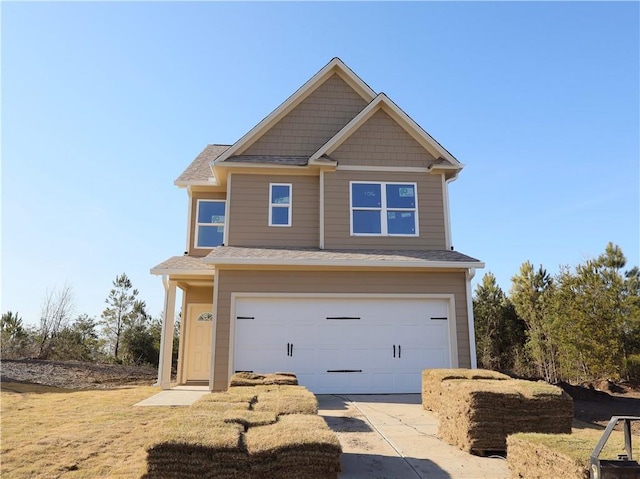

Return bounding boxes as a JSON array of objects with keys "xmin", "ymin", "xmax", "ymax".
[
  {"xmin": 398, "ymin": 345, "xmax": 401, "ymax": 358},
  {"xmin": 287, "ymin": 343, "xmax": 290, "ymax": 356},
  {"xmin": 291, "ymin": 343, "xmax": 294, "ymax": 357},
  {"xmin": 237, "ymin": 316, "xmax": 255, "ymax": 320},
  {"xmin": 431, "ymin": 317, "xmax": 447, "ymax": 320},
  {"xmin": 393, "ymin": 345, "xmax": 396, "ymax": 357}
]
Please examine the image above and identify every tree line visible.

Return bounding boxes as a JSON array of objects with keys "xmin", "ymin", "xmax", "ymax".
[
  {"xmin": 1, "ymin": 273, "xmax": 179, "ymax": 369},
  {"xmin": 474, "ymin": 242, "xmax": 640, "ymax": 383}
]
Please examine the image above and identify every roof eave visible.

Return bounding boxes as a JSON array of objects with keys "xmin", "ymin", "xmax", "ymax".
[
  {"xmin": 174, "ymin": 179, "xmax": 219, "ymax": 188},
  {"xmin": 150, "ymin": 268, "xmax": 216, "ymax": 276},
  {"xmin": 202, "ymin": 258, "xmax": 485, "ymax": 269}
]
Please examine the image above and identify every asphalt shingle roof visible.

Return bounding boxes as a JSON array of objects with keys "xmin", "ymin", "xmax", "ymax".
[
  {"xmin": 174, "ymin": 144, "xmax": 230, "ymax": 184},
  {"xmin": 224, "ymin": 155, "xmax": 309, "ymax": 166},
  {"xmin": 150, "ymin": 255, "xmax": 215, "ymax": 274},
  {"xmin": 204, "ymin": 246, "xmax": 482, "ymax": 265}
]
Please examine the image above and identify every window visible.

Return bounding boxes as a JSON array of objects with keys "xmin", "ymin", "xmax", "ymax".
[
  {"xmin": 196, "ymin": 312, "xmax": 213, "ymax": 322},
  {"xmin": 269, "ymin": 183, "xmax": 292, "ymax": 227},
  {"xmin": 350, "ymin": 182, "xmax": 418, "ymax": 236},
  {"xmin": 195, "ymin": 200, "xmax": 225, "ymax": 248}
]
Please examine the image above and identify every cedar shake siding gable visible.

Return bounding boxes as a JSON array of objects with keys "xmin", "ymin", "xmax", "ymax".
[
  {"xmin": 241, "ymin": 74, "xmax": 368, "ymax": 157},
  {"xmin": 227, "ymin": 174, "xmax": 319, "ymax": 248},
  {"xmin": 324, "ymin": 170, "xmax": 447, "ymax": 250},
  {"xmin": 211, "ymin": 269, "xmax": 471, "ymax": 391},
  {"xmin": 331, "ymin": 109, "xmax": 437, "ymax": 167}
]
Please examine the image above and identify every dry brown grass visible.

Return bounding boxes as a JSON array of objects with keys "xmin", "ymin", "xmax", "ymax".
[
  {"xmin": 2, "ymin": 381, "xmax": 337, "ymax": 478},
  {"xmin": 1, "ymin": 383, "xmax": 180, "ymax": 478},
  {"xmin": 507, "ymin": 428, "xmax": 640, "ymax": 479}
]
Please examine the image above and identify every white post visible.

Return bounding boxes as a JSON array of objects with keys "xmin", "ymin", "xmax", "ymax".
[
  {"xmin": 465, "ymin": 268, "xmax": 478, "ymax": 369},
  {"xmin": 158, "ymin": 278, "xmax": 177, "ymax": 389}
]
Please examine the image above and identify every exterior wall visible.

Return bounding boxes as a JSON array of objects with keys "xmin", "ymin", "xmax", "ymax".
[
  {"xmin": 184, "ymin": 286, "xmax": 214, "ymax": 306},
  {"xmin": 242, "ymin": 74, "xmax": 367, "ymax": 157},
  {"xmin": 227, "ymin": 174, "xmax": 319, "ymax": 248},
  {"xmin": 324, "ymin": 170, "xmax": 446, "ymax": 250},
  {"xmin": 332, "ymin": 109, "xmax": 437, "ymax": 167},
  {"xmin": 189, "ymin": 191, "xmax": 227, "ymax": 257},
  {"xmin": 212, "ymin": 269, "xmax": 470, "ymax": 390}
]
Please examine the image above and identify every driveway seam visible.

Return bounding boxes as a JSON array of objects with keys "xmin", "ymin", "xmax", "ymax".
[{"xmin": 339, "ymin": 395, "xmax": 423, "ymax": 479}]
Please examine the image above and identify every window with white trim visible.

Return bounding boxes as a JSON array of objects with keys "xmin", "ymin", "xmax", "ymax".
[
  {"xmin": 350, "ymin": 182, "xmax": 418, "ymax": 236},
  {"xmin": 269, "ymin": 183, "xmax": 292, "ymax": 227},
  {"xmin": 195, "ymin": 200, "xmax": 225, "ymax": 248}
]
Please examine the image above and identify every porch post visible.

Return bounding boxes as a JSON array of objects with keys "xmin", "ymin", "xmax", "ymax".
[
  {"xmin": 465, "ymin": 268, "xmax": 478, "ymax": 369},
  {"xmin": 158, "ymin": 277, "xmax": 177, "ymax": 389}
]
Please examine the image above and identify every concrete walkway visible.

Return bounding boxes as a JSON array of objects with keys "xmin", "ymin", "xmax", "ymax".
[
  {"xmin": 317, "ymin": 394, "xmax": 508, "ymax": 479},
  {"xmin": 133, "ymin": 386, "xmax": 209, "ymax": 406}
]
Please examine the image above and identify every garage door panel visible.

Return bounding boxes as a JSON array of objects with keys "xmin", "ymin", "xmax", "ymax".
[{"xmin": 233, "ymin": 296, "xmax": 452, "ymax": 394}]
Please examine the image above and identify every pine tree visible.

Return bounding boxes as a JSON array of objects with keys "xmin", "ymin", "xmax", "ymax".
[
  {"xmin": 510, "ymin": 261, "xmax": 558, "ymax": 382},
  {"xmin": 101, "ymin": 273, "xmax": 138, "ymax": 360}
]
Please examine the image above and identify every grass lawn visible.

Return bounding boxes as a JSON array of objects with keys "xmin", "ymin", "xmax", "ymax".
[{"xmin": 1, "ymin": 383, "xmax": 182, "ymax": 478}]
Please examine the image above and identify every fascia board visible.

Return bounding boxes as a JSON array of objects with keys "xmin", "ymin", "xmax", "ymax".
[
  {"xmin": 213, "ymin": 58, "xmax": 376, "ymax": 165},
  {"xmin": 201, "ymin": 258, "xmax": 485, "ymax": 269}
]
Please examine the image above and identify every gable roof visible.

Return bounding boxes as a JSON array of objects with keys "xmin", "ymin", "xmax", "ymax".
[
  {"xmin": 175, "ymin": 144, "xmax": 229, "ymax": 186},
  {"xmin": 309, "ymin": 93, "xmax": 462, "ymax": 172},
  {"xmin": 213, "ymin": 58, "xmax": 376, "ymax": 166}
]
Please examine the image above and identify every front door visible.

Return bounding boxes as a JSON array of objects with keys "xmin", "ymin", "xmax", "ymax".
[{"xmin": 185, "ymin": 304, "xmax": 213, "ymax": 382}]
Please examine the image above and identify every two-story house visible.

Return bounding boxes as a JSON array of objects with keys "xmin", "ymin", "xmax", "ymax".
[{"xmin": 151, "ymin": 58, "xmax": 483, "ymax": 394}]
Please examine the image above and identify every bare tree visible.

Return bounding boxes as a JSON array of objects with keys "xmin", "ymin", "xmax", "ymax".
[{"xmin": 38, "ymin": 284, "xmax": 75, "ymax": 359}]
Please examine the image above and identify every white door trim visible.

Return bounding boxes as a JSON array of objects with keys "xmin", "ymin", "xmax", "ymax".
[{"xmin": 228, "ymin": 292, "xmax": 458, "ymax": 385}]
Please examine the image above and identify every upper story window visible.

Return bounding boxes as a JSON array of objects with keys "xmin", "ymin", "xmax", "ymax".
[
  {"xmin": 350, "ymin": 182, "xmax": 418, "ymax": 236},
  {"xmin": 195, "ymin": 200, "xmax": 225, "ymax": 248},
  {"xmin": 269, "ymin": 183, "xmax": 292, "ymax": 227}
]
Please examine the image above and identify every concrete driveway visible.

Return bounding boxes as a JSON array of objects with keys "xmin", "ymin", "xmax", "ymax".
[{"xmin": 317, "ymin": 394, "xmax": 508, "ymax": 479}]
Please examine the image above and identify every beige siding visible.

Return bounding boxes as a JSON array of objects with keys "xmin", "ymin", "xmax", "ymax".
[
  {"xmin": 332, "ymin": 109, "xmax": 437, "ymax": 167},
  {"xmin": 324, "ymin": 170, "xmax": 446, "ymax": 250},
  {"xmin": 211, "ymin": 269, "xmax": 470, "ymax": 390},
  {"xmin": 242, "ymin": 74, "xmax": 368, "ymax": 157},
  {"xmin": 189, "ymin": 191, "xmax": 227, "ymax": 257},
  {"xmin": 184, "ymin": 286, "xmax": 214, "ymax": 306},
  {"xmin": 227, "ymin": 174, "xmax": 319, "ymax": 248}
]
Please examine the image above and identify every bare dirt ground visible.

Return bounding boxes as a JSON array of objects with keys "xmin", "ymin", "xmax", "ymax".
[
  {"xmin": 558, "ymin": 380, "xmax": 640, "ymax": 433},
  {"xmin": 0, "ymin": 358, "xmax": 158, "ymax": 389},
  {"xmin": 1, "ymin": 359, "xmax": 639, "ymax": 431}
]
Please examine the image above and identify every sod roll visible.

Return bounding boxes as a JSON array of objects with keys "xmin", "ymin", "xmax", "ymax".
[
  {"xmin": 438, "ymin": 379, "xmax": 573, "ymax": 453},
  {"xmin": 144, "ymin": 414, "xmax": 248, "ymax": 479},
  {"xmin": 422, "ymin": 368, "xmax": 512, "ymax": 413},
  {"xmin": 230, "ymin": 372, "xmax": 298, "ymax": 387},
  {"xmin": 252, "ymin": 385, "xmax": 318, "ymax": 415},
  {"xmin": 245, "ymin": 414, "xmax": 342, "ymax": 479}
]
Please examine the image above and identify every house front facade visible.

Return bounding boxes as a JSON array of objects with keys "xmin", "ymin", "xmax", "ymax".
[{"xmin": 151, "ymin": 58, "xmax": 484, "ymax": 394}]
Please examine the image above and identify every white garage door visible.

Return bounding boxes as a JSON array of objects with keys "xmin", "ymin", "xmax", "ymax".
[{"xmin": 232, "ymin": 296, "xmax": 453, "ymax": 394}]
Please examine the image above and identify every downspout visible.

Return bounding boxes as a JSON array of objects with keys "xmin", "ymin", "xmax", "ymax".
[
  {"xmin": 155, "ymin": 275, "xmax": 170, "ymax": 386},
  {"xmin": 465, "ymin": 268, "xmax": 478, "ymax": 369}
]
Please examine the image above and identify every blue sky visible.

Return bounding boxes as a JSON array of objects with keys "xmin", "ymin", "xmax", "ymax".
[{"xmin": 2, "ymin": 2, "xmax": 638, "ymax": 326}]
